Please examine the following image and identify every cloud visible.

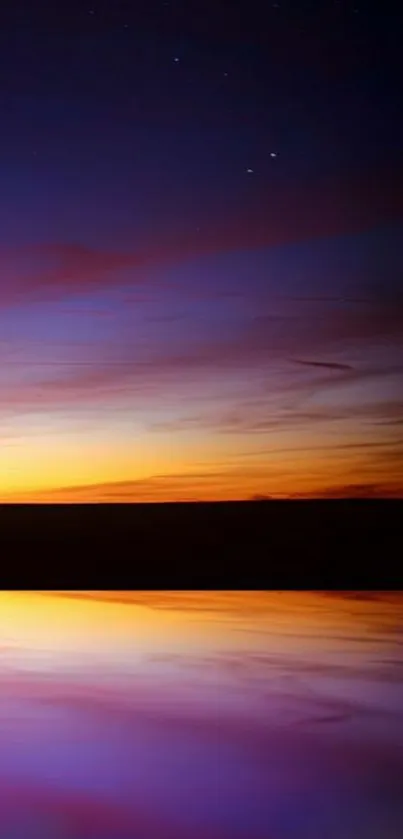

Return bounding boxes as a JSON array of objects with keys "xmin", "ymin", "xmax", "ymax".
[
  {"xmin": 1, "ymin": 213, "xmax": 402, "ymax": 444},
  {"xmin": 375, "ymin": 416, "xmax": 403, "ymax": 427},
  {"xmin": 290, "ymin": 297, "xmax": 375, "ymax": 304},
  {"xmin": 1, "ymin": 322, "xmax": 402, "ymax": 437},
  {"xmin": 292, "ymin": 482, "xmax": 403, "ymax": 499},
  {"xmin": 0, "ymin": 463, "xmax": 299, "ymax": 502},
  {"xmin": 150, "ymin": 397, "xmax": 403, "ymax": 437},
  {"xmin": 0, "ymin": 779, "xmax": 228, "ymax": 839},
  {"xmin": 291, "ymin": 359, "xmax": 354, "ymax": 371},
  {"xmin": 250, "ymin": 298, "xmax": 403, "ymax": 354},
  {"xmin": 145, "ymin": 314, "xmax": 188, "ymax": 324},
  {"xmin": 234, "ymin": 438, "xmax": 403, "ymax": 460},
  {"xmin": 3, "ymin": 447, "xmax": 402, "ymax": 502},
  {"xmin": 0, "ymin": 243, "xmax": 148, "ymax": 307},
  {"xmin": 317, "ymin": 592, "xmax": 403, "ymax": 604},
  {"xmin": 0, "ymin": 162, "xmax": 402, "ymax": 307}
]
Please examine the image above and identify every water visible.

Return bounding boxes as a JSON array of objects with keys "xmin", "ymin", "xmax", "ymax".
[{"xmin": 0, "ymin": 591, "xmax": 402, "ymax": 838}]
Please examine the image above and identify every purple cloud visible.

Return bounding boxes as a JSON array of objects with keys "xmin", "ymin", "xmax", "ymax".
[{"xmin": 291, "ymin": 359, "xmax": 354, "ymax": 371}]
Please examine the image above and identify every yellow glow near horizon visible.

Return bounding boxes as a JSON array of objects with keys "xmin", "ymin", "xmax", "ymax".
[
  {"xmin": 1, "ymin": 591, "xmax": 400, "ymax": 664},
  {"xmin": 1, "ymin": 421, "xmax": 402, "ymax": 501}
]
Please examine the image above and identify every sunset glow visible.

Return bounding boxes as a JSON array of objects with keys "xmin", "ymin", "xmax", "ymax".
[{"xmin": 0, "ymin": 3, "xmax": 402, "ymax": 501}]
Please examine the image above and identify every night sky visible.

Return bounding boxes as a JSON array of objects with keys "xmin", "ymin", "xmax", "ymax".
[{"xmin": 1, "ymin": 0, "xmax": 402, "ymax": 501}]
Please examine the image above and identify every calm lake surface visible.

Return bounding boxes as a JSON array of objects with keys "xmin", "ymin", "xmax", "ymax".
[{"xmin": 0, "ymin": 591, "xmax": 402, "ymax": 838}]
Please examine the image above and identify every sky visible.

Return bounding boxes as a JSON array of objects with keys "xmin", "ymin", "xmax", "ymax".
[
  {"xmin": 0, "ymin": 0, "xmax": 402, "ymax": 501},
  {"xmin": 0, "ymin": 590, "xmax": 402, "ymax": 838}
]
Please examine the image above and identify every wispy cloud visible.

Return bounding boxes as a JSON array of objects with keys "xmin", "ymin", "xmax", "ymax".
[
  {"xmin": 1, "ymin": 317, "xmax": 402, "ymax": 433},
  {"xmin": 294, "ymin": 482, "xmax": 403, "ymax": 499},
  {"xmin": 3, "ymin": 446, "xmax": 402, "ymax": 502},
  {"xmin": 291, "ymin": 359, "xmax": 354, "ymax": 371},
  {"xmin": 1, "ymin": 163, "xmax": 402, "ymax": 307},
  {"xmin": 0, "ymin": 463, "xmax": 299, "ymax": 502}
]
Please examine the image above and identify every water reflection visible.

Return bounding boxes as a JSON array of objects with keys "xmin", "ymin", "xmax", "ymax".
[{"xmin": 0, "ymin": 591, "xmax": 402, "ymax": 838}]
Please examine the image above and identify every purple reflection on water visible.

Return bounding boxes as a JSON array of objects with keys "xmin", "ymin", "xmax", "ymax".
[{"xmin": 0, "ymin": 591, "xmax": 402, "ymax": 838}]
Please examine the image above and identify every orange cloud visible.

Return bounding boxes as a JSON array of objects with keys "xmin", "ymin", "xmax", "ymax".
[{"xmin": 292, "ymin": 482, "xmax": 403, "ymax": 499}]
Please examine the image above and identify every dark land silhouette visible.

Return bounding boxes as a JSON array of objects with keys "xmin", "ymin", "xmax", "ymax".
[{"xmin": 0, "ymin": 500, "xmax": 401, "ymax": 589}]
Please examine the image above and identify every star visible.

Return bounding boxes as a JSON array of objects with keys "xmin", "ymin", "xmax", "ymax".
[
  {"xmin": 173, "ymin": 57, "xmax": 180, "ymax": 63},
  {"xmin": 270, "ymin": 152, "xmax": 278, "ymax": 158},
  {"xmin": 88, "ymin": 9, "xmax": 95, "ymax": 14},
  {"xmin": 246, "ymin": 168, "xmax": 254, "ymax": 174},
  {"xmin": 223, "ymin": 72, "xmax": 229, "ymax": 77}
]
